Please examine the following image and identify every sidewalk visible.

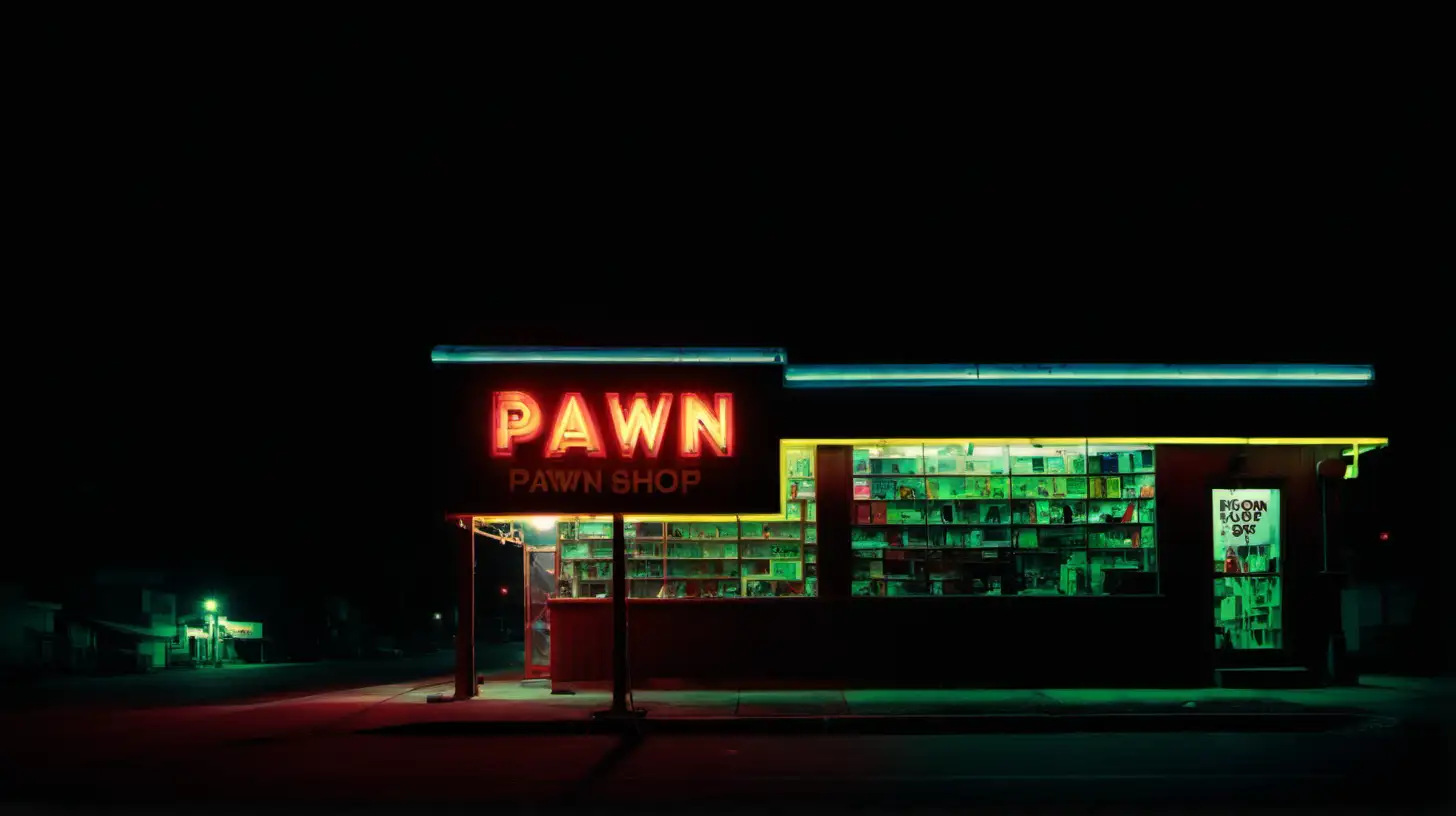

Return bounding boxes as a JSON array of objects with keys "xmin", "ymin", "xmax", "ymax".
[{"xmin": 347, "ymin": 674, "xmax": 1456, "ymax": 735}]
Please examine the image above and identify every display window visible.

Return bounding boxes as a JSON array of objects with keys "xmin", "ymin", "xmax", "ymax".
[
  {"xmin": 554, "ymin": 507, "xmax": 816, "ymax": 599},
  {"xmin": 552, "ymin": 444, "xmax": 820, "ymax": 599},
  {"xmin": 852, "ymin": 441, "xmax": 1158, "ymax": 597},
  {"xmin": 547, "ymin": 439, "xmax": 1159, "ymax": 599}
]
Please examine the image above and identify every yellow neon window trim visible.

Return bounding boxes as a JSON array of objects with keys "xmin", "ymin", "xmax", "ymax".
[{"xmin": 467, "ymin": 438, "xmax": 1389, "ymax": 525}]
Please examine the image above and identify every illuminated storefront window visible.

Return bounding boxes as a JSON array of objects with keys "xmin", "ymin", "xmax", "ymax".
[
  {"xmin": 552, "ymin": 444, "xmax": 819, "ymax": 599},
  {"xmin": 851, "ymin": 441, "xmax": 1157, "ymax": 597},
  {"xmin": 549, "ymin": 439, "xmax": 1160, "ymax": 600}
]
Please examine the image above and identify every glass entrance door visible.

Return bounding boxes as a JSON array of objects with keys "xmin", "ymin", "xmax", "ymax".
[
  {"xmin": 1212, "ymin": 488, "xmax": 1284, "ymax": 650},
  {"xmin": 525, "ymin": 547, "xmax": 556, "ymax": 678}
]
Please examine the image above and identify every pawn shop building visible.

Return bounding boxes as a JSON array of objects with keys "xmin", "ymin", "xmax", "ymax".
[{"xmin": 432, "ymin": 347, "xmax": 1387, "ymax": 692}]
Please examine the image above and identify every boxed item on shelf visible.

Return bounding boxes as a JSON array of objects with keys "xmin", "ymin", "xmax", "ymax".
[
  {"xmin": 771, "ymin": 561, "xmax": 801, "ymax": 580},
  {"xmin": 1059, "ymin": 564, "xmax": 1086, "ymax": 595},
  {"xmin": 1220, "ymin": 595, "xmax": 1245, "ymax": 621}
]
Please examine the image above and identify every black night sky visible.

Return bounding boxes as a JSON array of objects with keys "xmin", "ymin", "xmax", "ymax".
[{"xmin": 29, "ymin": 22, "xmax": 1429, "ymax": 627}]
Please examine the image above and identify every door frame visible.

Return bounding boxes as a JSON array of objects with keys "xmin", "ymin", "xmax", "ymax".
[
  {"xmin": 524, "ymin": 545, "xmax": 556, "ymax": 679},
  {"xmin": 1207, "ymin": 475, "xmax": 1294, "ymax": 668}
]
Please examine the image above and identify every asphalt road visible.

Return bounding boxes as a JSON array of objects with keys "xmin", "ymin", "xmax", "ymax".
[
  {"xmin": 1, "ymin": 652, "xmax": 1449, "ymax": 812},
  {"xmin": 1, "ymin": 641, "xmax": 518, "ymax": 711},
  {"xmin": 4, "ymin": 726, "xmax": 1449, "ymax": 811}
]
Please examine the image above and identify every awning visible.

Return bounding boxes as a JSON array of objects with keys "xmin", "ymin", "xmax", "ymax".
[{"xmin": 89, "ymin": 619, "xmax": 172, "ymax": 641}]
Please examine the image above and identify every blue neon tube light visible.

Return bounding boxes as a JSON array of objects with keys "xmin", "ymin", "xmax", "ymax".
[
  {"xmin": 431, "ymin": 346, "xmax": 787, "ymax": 364},
  {"xmin": 783, "ymin": 363, "xmax": 1373, "ymax": 388},
  {"xmin": 431, "ymin": 348, "xmax": 1372, "ymax": 387}
]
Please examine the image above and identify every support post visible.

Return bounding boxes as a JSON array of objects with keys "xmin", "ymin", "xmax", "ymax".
[
  {"xmin": 595, "ymin": 512, "xmax": 641, "ymax": 720},
  {"xmin": 609, "ymin": 512, "xmax": 630, "ymax": 712},
  {"xmin": 815, "ymin": 445, "xmax": 853, "ymax": 600},
  {"xmin": 455, "ymin": 521, "xmax": 477, "ymax": 700}
]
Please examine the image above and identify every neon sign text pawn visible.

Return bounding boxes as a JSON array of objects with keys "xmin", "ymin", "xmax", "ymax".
[{"xmin": 491, "ymin": 391, "xmax": 734, "ymax": 459}]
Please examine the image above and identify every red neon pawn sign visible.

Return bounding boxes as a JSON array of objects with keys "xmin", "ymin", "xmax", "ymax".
[
  {"xmin": 490, "ymin": 390, "xmax": 735, "ymax": 458},
  {"xmin": 491, "ymin": 391, "xmax": 543, "ymax": 456}
]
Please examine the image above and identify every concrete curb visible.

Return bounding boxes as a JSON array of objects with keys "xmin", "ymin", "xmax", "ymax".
[{"xmin": 358, "ymin": 710, "xmax": 1376, "ymax": 737}]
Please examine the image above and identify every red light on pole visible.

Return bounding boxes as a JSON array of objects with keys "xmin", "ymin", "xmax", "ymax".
[
  {"xmin": 500, "ymin": 586, "xmax": 509, "ymax": 596},
  {"xmin": 1378, "ymin": 531, "xmax": 1390, "ymax": 542}
]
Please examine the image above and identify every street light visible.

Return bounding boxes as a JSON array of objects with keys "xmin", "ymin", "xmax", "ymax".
[{"xmin": 203, "ymin": 598, "xmax": 221, "ymax": 668}]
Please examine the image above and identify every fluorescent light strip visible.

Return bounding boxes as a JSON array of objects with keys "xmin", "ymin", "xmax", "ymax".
[
  {"xmin": 782, "ymin": 437, "xmax": 1389, "ymax": 446},
  {"xmin": 432, "ymin": 346, "xmax": 787, "ymax": 365},
  {"xmin": 785, "ymin": 364, "xmax": 1373, "ymax": 387}
]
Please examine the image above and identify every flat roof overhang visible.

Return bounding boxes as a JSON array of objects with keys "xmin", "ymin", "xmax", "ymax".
[{"xmin": 431, "ymin": 346, "xmax": 1373, "ymax": 389}]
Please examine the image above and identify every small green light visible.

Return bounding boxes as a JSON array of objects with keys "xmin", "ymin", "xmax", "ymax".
[{"xmin": 203, "ymin": 599, "xmax": 218, "ymax": 612}]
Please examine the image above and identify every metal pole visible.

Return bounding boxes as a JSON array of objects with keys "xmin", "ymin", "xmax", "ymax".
[
  {"xmin": 455, "ymin": 523, "xmax": 477, "ymax": 700},
  {"xmin": 592, "ymin": 512, "xmax": 643, "ymax": 721},
  {"xmin": 609, "ymin": 512, "xmax": 629, "ymax": 713}
]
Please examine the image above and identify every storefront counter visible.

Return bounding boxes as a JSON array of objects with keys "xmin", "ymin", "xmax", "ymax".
[{"xmin": 548, "ymin": 593, "xmax": 1202, "ymax": 688}]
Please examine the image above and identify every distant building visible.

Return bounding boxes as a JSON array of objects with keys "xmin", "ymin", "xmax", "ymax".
[
  {"xmin": 0, "ymin": 584, "xmax": 62, "ymax": 675},
  {"xmin": 66, "ymin": 572, "xmax": 182, "ymax": 672}
]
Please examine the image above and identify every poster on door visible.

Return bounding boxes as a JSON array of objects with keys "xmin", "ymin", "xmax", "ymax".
[{"xmin": 1212, "ymin": 488, "xmax": 1281, "ymax": 572}]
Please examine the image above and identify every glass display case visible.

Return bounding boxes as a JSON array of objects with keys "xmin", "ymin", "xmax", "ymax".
[{"xmin": 852, "ymin": 441, "xmax": 1159, "ymax": 596}]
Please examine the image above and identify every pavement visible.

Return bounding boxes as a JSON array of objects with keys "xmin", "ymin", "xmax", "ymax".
[
  {"xmin": 0, "ymin": 642, "xmax": 515, "ymax": 711},
  {"xmin": 361, "ymin": 672, "xmax": 1456, "ymax": 735},
  {"xmin": 1, "ymin": 656, "xmax": 1450, "ymax": 810}
]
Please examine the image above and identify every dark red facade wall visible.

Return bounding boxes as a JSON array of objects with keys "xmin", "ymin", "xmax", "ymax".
[
  {"xmin": 550, "ymin": 598, "xmax": 835, "ymax": 684},
  {"xmin": 549, "ymin": 445, "xmax": 1344, "ymax": 687},
  {"xmin": 551, "ymin": 596, "xmax": 1189, "ymax": 686}
]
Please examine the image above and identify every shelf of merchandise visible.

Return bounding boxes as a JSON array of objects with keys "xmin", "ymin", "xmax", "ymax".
[
  {"xmin": 553, "ymin": 499, "xmax": 816, "ymax": 599},
  {"xmin": 1213, "ymin": 574, "xmax": 1284, "ymax": 649},
  {"xmin": 785, "ymin": 445, "xmax": 818, "ymax": 597},
  {"xmin": 851, "ymin": 443, "xmax": 1158, "ymax": 597},
  {"xmin": 739, "ymin": 510, "xmax": 811, "ymax": 598},
  {"xmin": 555, "ymin": 519, "xmax": 615, "ymax": 598},
  {"xmin": 663, "ymin": 519, "xmax": 744, "ymax": 599}
]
